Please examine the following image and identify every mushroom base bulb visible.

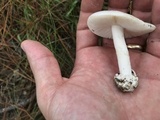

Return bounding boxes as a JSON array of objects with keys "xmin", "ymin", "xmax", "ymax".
[{"xmin": 114, "ymin": 70, "xmax": 138, "ymax": 92}]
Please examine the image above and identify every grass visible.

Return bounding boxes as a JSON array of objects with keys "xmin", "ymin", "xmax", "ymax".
[{"xmin": 0, "ymin": 0, "xmax": 80, "ymax": 119}]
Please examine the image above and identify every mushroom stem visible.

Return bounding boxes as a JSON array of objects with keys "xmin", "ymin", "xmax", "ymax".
[{"xmin": 112, "ymin": 25, "xmax": 132, "ymax": 76}]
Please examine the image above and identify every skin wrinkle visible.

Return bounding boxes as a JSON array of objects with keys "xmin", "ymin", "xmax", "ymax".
[
  {"xmin": 38, "ymin": 76, "xmax": 64, "ymax": 119},
  {"xmin": 117, "ymin": 74, "xmax": 146, "ymax": 119},
  {"xmin": 151, "ymin": 0, "xmax": 160, "ymax": 24},
  {"xmin": 147, "ymin": 39, "xmax": 160, "ymax": 57},
  {"xmin": 127, "ymin": 93, "xmax": 143, "ymax": 120},
  {"xmin": 135, "ymin": 95, "xmax": 146, "ymax": 119},
  {"xmin": 45, "ymin": 86, "xmax": 62, "ymax": 120},
  {"xmin": 148, "ymin": 25, "xmax": 160, "ymax": 39},
  {"xmin": 72, "ymin": 68, "xmax": 113, "ymax": 90},
  {"xmin": 74, "ymin": 47, "xmax": 118, "ymax": 74},
  {"xmin": 77, "ymin": 12, "xmax": 98, "ymax": 51},
  {"xmin": 133, "ymin": 0, "xmax": 153, "ymax": 12},
  {"xmin": 108, "ymin": 8, "xmax": 129, "ymax": 13},
  {"xmin": 138, "ymin": 54, "xmax": 160, "ymax": 79},
  {"xmin": 32, "ymin": 55, "xmax": 62, "ymax": 84},
  {"xmin": 139, "ymin": 80, "xmax": 160, "ymax": 119},
  {"xmin": 119, "ymin": 79, "xmax": 160, "ymax": 119},
  {"xmin": 80, "ymin": 0, "xmax": 104, "ymax": 13},
  {"xmin": 90, "ymin": 1, "xmax": 102, "ymax": 8},
  {"xmin": 118, "ymin": 93, "xmax": 133, "ymax": 120},
  {"xmin": 76, "ymin": 31, "xmax": 98, "ymax": 51},
  {"xmin": 146, "ymin": 24, "xmax": 160, "ymax": 56},
  {"xmin": 76, "ymin": 0, "xmax": 104, "ymax": 51},
  {"xmin": 108, "ymin": 0, "xmax": 130, "ymax": 9},
  {"xmin": 47, "ymin": 83, "xmax": 70, "ymax": 120},
  {"xmin": 70, "ymin": 63, "xmax": 119, "ymax": 104},
  {"xmin": 77, "ymin": 11, "xmax": 94, "ymax": 30},
  {"xmin": 50, "ymin": 82, "xmax": 113, "ymax": 119},
  {"xmin": 132, "ymin": 11, "xmax": 151, "ymax": 22}
]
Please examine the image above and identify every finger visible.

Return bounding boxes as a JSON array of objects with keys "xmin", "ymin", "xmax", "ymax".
[
  {"xmin": 21, "ymin": 40, "xmax": 63, "ymax": 86},
  {"xmin": 132, "ymin": 0, "xmax": 153, "ymax": 22},
  {"xmin": 108, "ymin": 0, "xmax": 130, "ymax": 12},
  {"xmin": 21, "ymin": 40, "xmax": 63, "ymax": 114},
  {"xmin": 146, "ymin": 0, "xmax": 160, "ymax": 57},
  {"xmin": 123, "ymin": 0, "xmax": 154, "ymax": 51},
  {"xmin": 151, "ymin": 0, "xmax": 160, "ymax": 24},
  {"xmin": 76, "ymin": 0, "xmax": 104, "ymax": 51}
]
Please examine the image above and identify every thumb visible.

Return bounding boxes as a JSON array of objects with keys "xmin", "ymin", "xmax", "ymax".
[{"xmin": 21, "ymin": 40, "xmax": 63, "ymax": 116}]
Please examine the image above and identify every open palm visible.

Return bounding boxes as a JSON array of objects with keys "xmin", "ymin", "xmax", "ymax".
[{"xmin": 21, "ymin": 0, "xmax": 160, "ymax": 119}]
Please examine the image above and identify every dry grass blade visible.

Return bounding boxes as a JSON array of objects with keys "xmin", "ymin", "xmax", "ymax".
[{"xmin": 0, "ymin": 0, "xmax": 80, "ymax": 119}]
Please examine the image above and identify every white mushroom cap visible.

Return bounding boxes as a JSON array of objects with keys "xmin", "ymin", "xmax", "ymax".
[{"xmin": 87, "ymin": 11, "xmax": 156, "ymax": 39}]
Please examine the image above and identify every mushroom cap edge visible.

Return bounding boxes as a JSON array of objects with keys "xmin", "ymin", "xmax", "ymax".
[{"xmin": 87, "ymin": 11, "xmax": 156, "ymax": 39}]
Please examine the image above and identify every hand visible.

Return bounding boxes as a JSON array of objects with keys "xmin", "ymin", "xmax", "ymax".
[{"xmin": 21, "ymin": 0, "xmax": 160, "ymax": 119}]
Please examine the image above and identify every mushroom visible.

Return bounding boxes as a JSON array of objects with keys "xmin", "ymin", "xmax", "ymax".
[{"xmin": 87, "ymin": 11, "xmax": 156, "ymax": 92}]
